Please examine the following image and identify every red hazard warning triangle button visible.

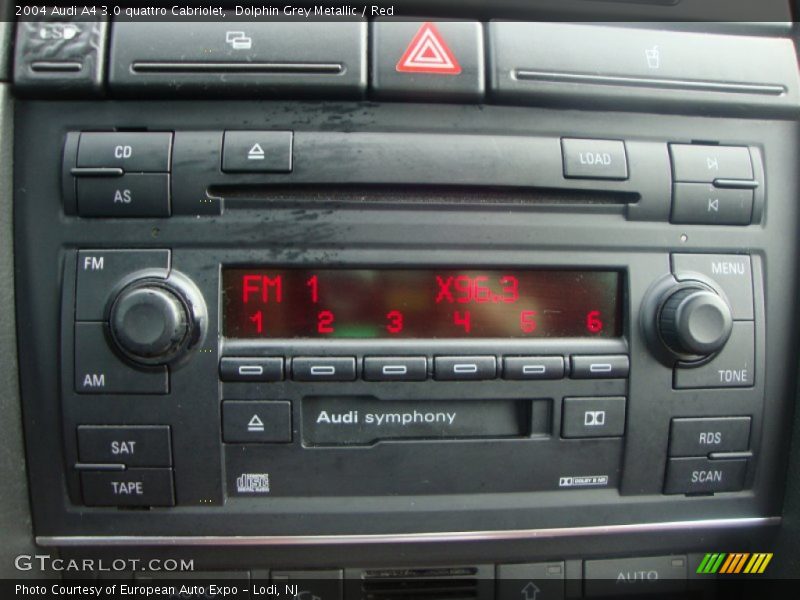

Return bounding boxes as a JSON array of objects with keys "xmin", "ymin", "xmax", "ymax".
[
  {"xmin": 396, "ymin": 22, "xmax": 461, "ymax": 75},
  {"xmin": 372, "ymin": 20, "xmax": 484, "ymax": 101}
]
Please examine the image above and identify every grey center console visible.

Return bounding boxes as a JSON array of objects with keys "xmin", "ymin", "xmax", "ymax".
[{"xmin": 11, "ymin": 13, "xmax": 800, "ymax": 597}]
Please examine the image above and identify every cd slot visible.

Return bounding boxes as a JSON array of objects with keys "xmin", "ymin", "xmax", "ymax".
[{"xmin": 215, "ymin": 184, "xmax": 638, "ymax": 209}]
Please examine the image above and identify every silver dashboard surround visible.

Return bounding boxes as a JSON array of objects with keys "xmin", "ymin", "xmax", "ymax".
[{"xmin": 37, "ymin": 516, "xmax": 781, "ymax": 546}]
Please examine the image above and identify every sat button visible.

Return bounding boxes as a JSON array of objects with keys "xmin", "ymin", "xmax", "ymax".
[{"xmin": 78, "ymin": 425, "xmax": 172, "ymax": 467}]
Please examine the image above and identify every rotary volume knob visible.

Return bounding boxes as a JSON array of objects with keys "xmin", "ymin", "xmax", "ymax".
[
  {"xmin": 658, "ymin": 285, "xmax": 733, "ymax": 359},
  {"xmin": 109, "ymin": 275, "xmax": 205, "ymax": 366}
]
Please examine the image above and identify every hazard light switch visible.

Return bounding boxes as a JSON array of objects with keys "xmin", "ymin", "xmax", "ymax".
[
  {"xmin": 222, "ymin": 131, "xmax": 293, "ymax": 173},
  {"xmin": 371, "ymin": 20, "xmax": 484, "ymax": 101}
]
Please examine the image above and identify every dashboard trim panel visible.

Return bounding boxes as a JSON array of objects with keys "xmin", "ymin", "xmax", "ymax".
[{"xmin": 36, "ymin": 516, "xmax": 781, "ymax": 547}]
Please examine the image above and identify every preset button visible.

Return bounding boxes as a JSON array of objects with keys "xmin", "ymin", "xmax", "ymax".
[
  {"xmin": 434, "ymin": 356, "xmax": 496, "ymax": 380},
  {"xmin": 363, "ymin": 356, "xmax": 427, "ymax": 381},
  {"xmin": 503, "ymin": 356, "xmax": 564, "ymax": 380},
  {"xmin": 570, "ymin": 355, "xmax": 629, "ymax": 379},
  {"xmin": 292, "ymin": 357, "xmax": 356, "ymax": 381},
  {"xmin": 219, "ymin": 357, "xmax": 284, "ymax": 382}
]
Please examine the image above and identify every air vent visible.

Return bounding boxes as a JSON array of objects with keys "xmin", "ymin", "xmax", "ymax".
[{"xmin": 359, "ymin": 566, "xmax": 492, "ymax": 600}]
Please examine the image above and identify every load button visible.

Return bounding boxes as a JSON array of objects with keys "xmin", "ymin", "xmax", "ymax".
[{"xmin": 561, "ymin": 138, "xmax": 628, "ymax": 180}]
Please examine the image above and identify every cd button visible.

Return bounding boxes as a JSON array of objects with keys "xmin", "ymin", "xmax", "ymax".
[
  {"xmin": 503, "ymin": 356, "xmax": 564, "ymax": 380},
  {"xmin": 77, "ymin": 132, "xmax": 173, "ymax": 172},
  {"xmin": 363, "ymin": 357, "xmax": 427, "ymax": 381},
  {"xmin": 219, "ymin": 357, "xmax": 284, "ymax": 382},
  {"xmin": 570, "ymin": 355, "xmax": 629, "ymax": 379},
  {"xmin": 292, "ymin": 357, "xmax": 356, "ymax": 382},
  {"xmin": 434, "ymin": 356, "xmax": 496, "ymax": 381}
]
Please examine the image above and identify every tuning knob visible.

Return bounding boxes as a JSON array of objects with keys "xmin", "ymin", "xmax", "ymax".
[
  {"xmin": 109, "ymin": 273, "xmax": 206, "ymax": 366},
  {"xmin": 658, "ymin": 285, "xmax": 733, "ymax": 359}
]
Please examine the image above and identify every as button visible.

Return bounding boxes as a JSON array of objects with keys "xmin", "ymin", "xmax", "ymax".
[{"xmin": 77, "ymin": 174, "xmax": 170, "ymax": 217}]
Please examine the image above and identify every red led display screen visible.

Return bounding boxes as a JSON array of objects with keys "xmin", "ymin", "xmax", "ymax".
[{"xmin": 222, "ymin": 269, "xmax": 623, "ymax": 339}]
